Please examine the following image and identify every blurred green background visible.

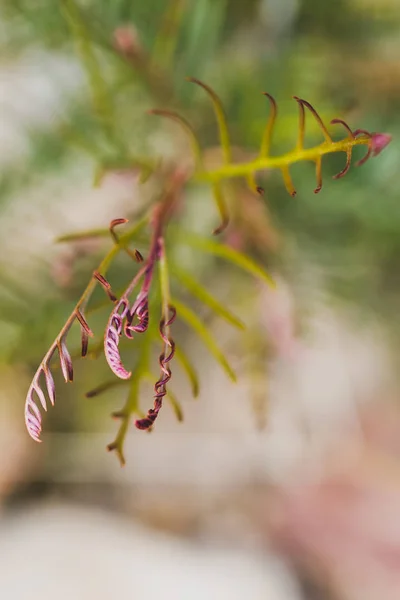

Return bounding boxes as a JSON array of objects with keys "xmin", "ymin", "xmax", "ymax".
[{"xmin": 0, "ymin": 1, "xmax": 400, "ymax": 599}]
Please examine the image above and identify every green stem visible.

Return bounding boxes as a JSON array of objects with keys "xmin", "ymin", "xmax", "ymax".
[
  {"xmin": 158, "ymin": 238, "xmax": 171, "ymax": 318},
  {"xmin": 193, "ymin": 136, "xmax": 370, "ymax": 183},
  {"xmin": 108, "ymin": 339, "xmax": 151, "ymax": 466}
]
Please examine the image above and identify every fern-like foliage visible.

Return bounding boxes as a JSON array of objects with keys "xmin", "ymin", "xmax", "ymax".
[
  {"xmin": 24, "ymin": 77, "xmax": 391, "ymax": 463},
  {"xmin": 151, "ymin": 77, "xmax": 391, "ymax": 234}
]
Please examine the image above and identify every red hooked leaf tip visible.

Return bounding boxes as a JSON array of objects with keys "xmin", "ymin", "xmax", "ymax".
[
  {"xmin": 110, "ymin": 218, "xmax": 128, "ymax": 228},
  {"xmin": 213, "ymin": 220, "xmax": 229, "ymax": 235},
  {"xmin": 262, "ymin": 92, "xmax": 277, "ymax": 107},
  {"xmin": 330, "ymin": 118, "xmax": 354, "ymax": 138},
  {"xmin": 134, "ymin": 249, "xmax": 144, "ymax": 262}
]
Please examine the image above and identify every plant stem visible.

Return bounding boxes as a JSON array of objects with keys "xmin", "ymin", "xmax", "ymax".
[{"xmin": 193, "ymin": 136, "xmax": 370, "ymax": 183}]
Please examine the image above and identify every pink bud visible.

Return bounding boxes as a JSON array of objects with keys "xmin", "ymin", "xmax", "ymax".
[
  {"xmin": 371, "ymin": 133, "xmax": 392, "ymax": 157},
  {"xmin": 113, "ymin": 26, "xmax": 141, "ymax": 56}
]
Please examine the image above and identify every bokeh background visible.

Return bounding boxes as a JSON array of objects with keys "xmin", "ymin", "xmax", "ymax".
[{"xmin": 0, "ymin": 1, "xmax": 400, "ymax": 598}]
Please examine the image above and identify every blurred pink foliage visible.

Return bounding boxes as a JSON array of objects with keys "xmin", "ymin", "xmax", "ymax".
[{"xmin": 269, "ymin": 403, "xmax": 400, "ymax": 600}]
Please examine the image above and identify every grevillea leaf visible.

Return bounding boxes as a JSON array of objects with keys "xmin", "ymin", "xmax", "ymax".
[
  {"xmin": 176, "ymin": 230, "xmax": 275, "ymax": 288},
  {"xmin": 172, "ymin": 298, "xmax": 236, "ymax": 382},
  {"xmin": 167, "ymin": 389, "xmax": 183, "ymax": 422},
  {"xmin": 172, "ymin": 264, "xmax": 245, "ymax": 330},
  {"xmin": 174, "ymin": 345, "xmax": 199, "ymax": 398},
  {"xmin": 260, "ymin": 92, "xmax": 277, "ymax": 158},
  {"xmin": 149, "ymin": 109, "xmax": 203, "ymax": 167},
  {"xmin": 187, "ymin": 77, "xmax": 232, "ymax": 164},
  {"xmin": 85, "ymin": 378, "xmax": 128, "ymax": 398},
  {"xmin": 211, "ymin": 181, "xmax": 229, "ymax": 234}
]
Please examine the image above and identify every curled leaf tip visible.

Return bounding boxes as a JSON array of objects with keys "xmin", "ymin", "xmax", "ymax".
[
  {"xmin": 281, "ymin": 166, "xmax": 297, "ymax": 197},
  {"xmin": 106, "ymin": 441, "xmax": 126, "ymax": 467},
  {"xmin": 104, "ymin": 300, "xmax": 132, "ymax": 380},
  {"xmin": 260, "ymin": 93, "xmax": 277, "ymax": 158},
  {"xmin": 134, "ymin": 250, "xmax": 144, "ymax": 262},
  {"xmin": 136, "ymin": 306, "xmax": 176, "ymax": 431},
  {"xmin": 149, "ymin": 108, "xmax": 203, "ymax": 167},
  {"xmin": 293, "ymin": 96, "xmax": 332, "ymax": 143},
  {"xmin": 111, "ymin": 410, "xmax": 126, "ymax": 419},
  {"xmin": 25, "ymin": 360, "xmax": 60, "ymax": 442},
  {"xmin": 110, "ymin": 218, "xmax": 129, "ymax": 229},
  {"xmin": 212, "ymin": 182, "xmax": 229, "ymax": 235},
  {"xmin": 213, "ymin": 219, "xmax": 229, "ymax": 235},
  {"xmin": 186, "ymin": 77, "xmax": 231, "ymax": 164},
  {"xmin": 330, "ymin": 118, "xmax": 354, "ymax": 138},
  {"xmin": 314, "ymin": 158, "xmax": 323, "ymax": 193},
  {"xmin": 124, "ymin": 294, "xmax": 149, "ymax": 338},
  {"xmin": 262, "ymin": 91, "xmax": 278, "ymax": 107},
  {"xmin": 94, "ymin": 271, "xmax": 117, "ymax": 302}
]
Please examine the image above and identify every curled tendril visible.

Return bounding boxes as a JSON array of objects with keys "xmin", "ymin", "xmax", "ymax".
[
  {"xmin": 135, "ymin": 305, "xmax": 176, "ymax": 430},
  {"xmin": 103, "ymin": 260, "xmax": 152, "ymax": 379},
  {"xmin": 24, "ymin": 309, "xmax": 94, "ymax": 442},
  {"xmin": 94, "ymin": 271, "xmax": 117, "ymax": 302},
  {"xmin": 104, "ymin": 298, "xmax": 132, "ymax": 380},
  {"xmin": 124, "ymin": 293, "xmax": 149, "ymax": 338},
  {"xmin": 109, "ymin": 218, "xmax": 143, "ymax": 262},
  {"xmin": 25, "ymin": 364, "xmax": 56, "ymax": 442},
  {"xmin": 24, "ymin": 215, "xmax": 151, "ymax": 444}
]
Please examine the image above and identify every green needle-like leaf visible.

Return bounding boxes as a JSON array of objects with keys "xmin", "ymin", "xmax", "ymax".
[
  {"xmin": 85, "ymin": 378, "xmax": 128, "ymax": 398},
  {"xmin": 166, "ymin": 390, "xmax": 184, "ymax": 422},
  {"xmin": 176, "ymin": 231, "xmax": 275, "ymax": 287},
  {"xmin": 187, "ymin": 77, "xmax": 232, "ymax": 164},
  {"xmin": 172, "ymin": 264, "xmax": 245, "ymax": 330},
  {"xmin": 56, "ymin": 213, "xmax": 149, "ymax": 244},
  {"xmin": 175, "ymin": 344, "xmax": 200, "ymax": 398},
  {"xmin": 173, "ymin": 298, "xmax": 236, "ymax": 382},
  {"xmin": 149, "ymin": 109, "xmax": 203, "ymax": 168},
  {"xmin": 212, "ymin": 181, "xmax": 229, "ymax": 234},
  {"xmin": 56, "ymin": 227, "xmax": 111, "ymax": 242}
]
